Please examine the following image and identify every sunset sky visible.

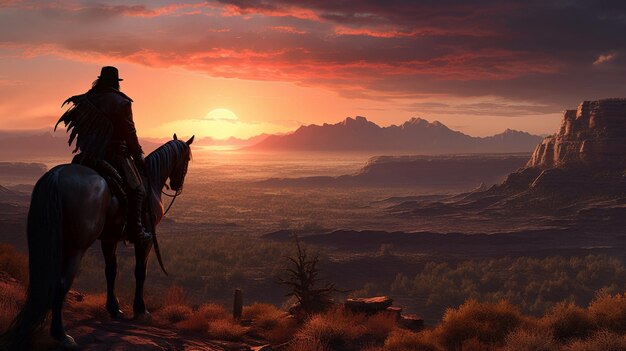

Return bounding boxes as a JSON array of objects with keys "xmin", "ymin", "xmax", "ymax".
[{"xmin": 1, "ymin": 0, "xmax": 625, "ymax": 139}]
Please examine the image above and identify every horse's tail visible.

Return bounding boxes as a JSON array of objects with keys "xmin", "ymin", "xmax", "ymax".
[{"xmin": 0, "ymin": 167, "xmax": 64, "ymax": 351}]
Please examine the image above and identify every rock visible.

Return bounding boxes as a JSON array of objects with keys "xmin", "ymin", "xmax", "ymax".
[
  {"xmin": 345, "ymin": 296, "xmax": 393, "ymax": 314},
  {"xmin": 400, "ymin": 314, "xmax": 424, "ymax": 330},
  {"xmin": 528, "ymin": 99, "xmax": 626, "ymax": 170},
  {"xmin": 384, "ymin": 306, "xmax": 403, "ymax": 320}
]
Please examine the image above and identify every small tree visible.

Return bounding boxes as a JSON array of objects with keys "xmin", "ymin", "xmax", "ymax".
[{"xmin": 278, "ymin": 237, "xmax": 337, "ymax": 315}]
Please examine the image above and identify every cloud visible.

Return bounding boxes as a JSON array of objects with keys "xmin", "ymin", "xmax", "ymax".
[
  {"xmin": 1, "ymin": 0, "xmax": 626, "ymax": 110},
  {"xmin": 593, "ymin": 51, "xmax": 618, "ymax": 65}
]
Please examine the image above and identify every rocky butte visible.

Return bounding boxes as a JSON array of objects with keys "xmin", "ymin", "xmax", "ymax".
[{"xmin": 496, "ymin": 98, "xmax": 626, "ymax": 196}]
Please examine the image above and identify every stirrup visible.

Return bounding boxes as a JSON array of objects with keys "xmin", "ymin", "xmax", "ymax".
[{"xmin": 129, "ymin": 228, "xmax": 153, "ymax": 244}]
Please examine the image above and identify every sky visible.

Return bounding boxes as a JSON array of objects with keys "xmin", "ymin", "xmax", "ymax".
[{"xmin": 1, "ymin": 0, "xmax": 625, "ymax": 139}]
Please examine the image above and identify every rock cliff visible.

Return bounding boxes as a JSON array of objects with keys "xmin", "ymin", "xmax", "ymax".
[
  {"xmin": 527, "ymin": 99, "xmax": 626, "ymax": 169},
  {"xmin": 498, "ymin": 98, "xmax": 626, "ymax": 195}
]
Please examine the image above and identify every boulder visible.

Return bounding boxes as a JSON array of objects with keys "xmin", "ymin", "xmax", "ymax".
[
  {"xmin": 400, "ymin": 314, "xmax": 424, "ymax": 330},
  {"xmin": 344, "ymin": 296, "xmax": 393, "ymax": 314}
]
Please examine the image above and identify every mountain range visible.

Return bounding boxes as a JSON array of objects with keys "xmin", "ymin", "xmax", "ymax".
[
  {"xmin": 0, "ymin": 116, "xmax": 542, "ymax": 159},
  {"xmin": 249, "ymin": 116, "xmax": 543, "ymax": 153}
]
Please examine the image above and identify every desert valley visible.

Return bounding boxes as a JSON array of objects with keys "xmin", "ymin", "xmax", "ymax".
[{"xmin": 2, "ymin": 98, "xmax": 626, "ymax": 350}]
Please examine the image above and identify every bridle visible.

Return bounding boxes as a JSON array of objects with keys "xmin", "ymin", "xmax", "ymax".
[
  {"xmin": 161, "ymin": 150, "xmax": 188, "ymax": 216},
  {"xmin": 161, "ymin": 186, "xmax": 182, "ymax": 216}
]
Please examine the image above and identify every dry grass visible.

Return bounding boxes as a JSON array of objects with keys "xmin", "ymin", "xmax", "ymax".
[
  {"xmin": 436, "ymin": 300, "xmax": 525, "ymax": 350},
  {"xmin": 244, "ymin": 302, "xmax": 297, "ymax": 343},
  {"xmin": 588, "ymin": 292, "xmax": 626, "ymax": 333},
  {"xmin": 379, "ymin": 330, "xmax": 441, "ymax": 351},
  {"xmin": 174, "ymin": 303, "xmax": 230, "ymax": 332},
  {"xmin": 563, "ymin": 330, "xmax": 626, "ymax": 351},
  {"xmin": 0, "ymin": 282, "xmax": 25, "ymax": 333},
  {"xmin": 540, "ymin": 301, "xmax": 595, "ymax": 342},
  {"xmin": 207, "ymin": 318, "xmax": 249, "ymax": 341},
  {"xmin": 164, "ymin": 284, "xmax": 188, "ymax": 306},
  {"xmin": 0, "ymin": 243, "xmax": 28, "ymax": 284},
  {"xmin": 503, "ymin": 328, "xmax": 558, "ymax": 351},
  {"xmin": 290, "ymin": 306, "xmax": 398, "ymax": 350},
  {"xmin": 154, "ymin": 304, "xmax": 193, "ymax": 324},
  {"xmin": 68, "ymin": 293, "xmax": 109, "ymax": 319}
]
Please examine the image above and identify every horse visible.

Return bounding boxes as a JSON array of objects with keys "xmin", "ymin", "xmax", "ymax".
[{"xmin": 0, "ymin": 134, "xmax": 194, "ymax": 350}]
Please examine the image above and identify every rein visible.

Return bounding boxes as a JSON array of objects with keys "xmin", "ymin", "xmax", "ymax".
[{"xmin": 161, "ymin": 187, "xmax": 182, "ymax": 216}]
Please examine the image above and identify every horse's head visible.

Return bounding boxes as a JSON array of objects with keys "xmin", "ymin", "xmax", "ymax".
[{"xmin": 169, "ymin": 133, "xmax": 194, "ymax": 192}]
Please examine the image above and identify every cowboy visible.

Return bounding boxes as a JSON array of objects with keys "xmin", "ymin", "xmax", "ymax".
[{"xmin": 55, "ymin": 66, "xmax": 152, "ymax": 243}]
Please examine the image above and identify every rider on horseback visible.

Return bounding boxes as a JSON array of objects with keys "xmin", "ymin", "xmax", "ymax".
[{"xmin": 55, "ymin": 66, "xmax": 152, "ymax": 243}]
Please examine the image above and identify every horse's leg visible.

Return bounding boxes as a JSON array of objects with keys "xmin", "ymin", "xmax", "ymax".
[
  {"xmin": 50, "ymin": 251, "xmax": 82, "ymax": 350},
  {"xmin": 133, "ymin": 240, "xmax": 153, "ymax": 319},
  {"xmin": 101, "ymin": 240, "xmax": 124, "ymax": 319}
]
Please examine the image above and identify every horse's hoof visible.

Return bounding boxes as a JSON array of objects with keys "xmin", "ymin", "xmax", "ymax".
[
  {"xmin": 133, "ymin": 310, "xmax": 151, "ymax": 322},
  {"xmin": 58, "ymin": 334, "xmax": 79, "ymax": 350},
  {"xmin": 108, "ymin": 308, "xmax": 125, "ymax": 320}
]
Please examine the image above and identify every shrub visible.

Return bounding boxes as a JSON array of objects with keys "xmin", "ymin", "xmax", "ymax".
[
  {"xmin": 175, "ymin": 303, "xmax": 230, "ymax": 332},
  {"xmin": 244, "ymin": 303, "xmax": 286, "ymax": 329},
  {"xmin": 155, "ymin": 304, "xmax": 193, "ymax": 323},
  {"xmin": 563, "ymin": 330, "xmax": 626, "ymax": 351},
  {"xmin": 0, "ymin": 243, "xmax": 28, "ymax": 283},
  {"xmin": 197, "ymin": 303, "xmax": 230, "ymax": 321},
  {"xmin": 0, "ymin": 282, "xmax": 25, "ymax": 333},
  {"xmin": 540, "ymin": 302, "xmax": 595, "ymax": 342},
  {"xmin": 244, "ymin": 302, "xmax": 297, "ymax": 343},
  {"xmin": 207, "ymin": 318, "xmax": 249, "ymax": 341},
  {"xmin": 436, "ymin": 300, "xmax": 525, "ymax": 350},
  {"xmin": 503, "ymin": 328, "xmax": 558, "ymax": 351},
  {"xmin": 69, "ymin": 293, "xmax": 109, "ymax": 319},
  {"xmin": 164, "ymin": 284, "xmax": 188, "ymax": 306},
  {"xmin": 294, "ymin": 308, "xmax": 366, "ymax": 349},
  {"xmin": 293, "ymin": 307, "xmax": 397, "ymax": 350},
  {"xmin": 588, "ymin": 292, "xmax": 626, "ymax": 333},
  {"xmin": 362, "ymin": 312, "xmax": 399, "ymax": 341},
  {"xmin": 382, "ymin": 330, "xmax": 441, "ymax": 351}
]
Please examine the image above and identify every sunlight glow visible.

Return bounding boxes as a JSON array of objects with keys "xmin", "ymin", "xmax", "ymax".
[{"xmin": 205, "ymin": 108, "xmax": 238, "ymax": 122}]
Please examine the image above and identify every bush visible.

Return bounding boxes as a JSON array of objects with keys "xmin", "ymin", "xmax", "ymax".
[
  {"xmin": 382, "ymin": 330, "xmax": 441, "ymax": 351},
  {"xmin": 0, "ymin": 243, "xmax": 28, "ymax": 283},
  {"xmin": 69, "ymin": 293, "xmax": 109, "ymax": 319},
  {"xmin": 540, "ymin": 302, "xmax": 595, "ymax": 342},
  {"xmin": 436, "ymin": 300, "xmax": 525, "ymax": 350},
  {"xmin": 175, "ymin": 303, "xmax": 229, "ymax": 332},
  {"xmin": 244, "ymin": 302, "xmax": 297, "ymax": 343},
  {"xmin": 588, "ymin": 292, "xmax": 626, "ymax": 333},
  {"xmin": 207, "ymin": 318, "xmax": 249, "ymax": 341},
  {"xmin": 503, "ymin": 328, "xmax": 558, "ymax": 351},
  {"xmin": 292, "ymin": 307, "xmax": 397, "ymax": 350},
  {"xmin": 0, "ymin": 282, "xmax": 25, "ymax": 333},
  {"xmin": 563, "ymin": 330, "xmax": 626, "ymax": 351},
  {"xmin": 155, "ymin": 304, "xmax": 193, "ymax": 323},
  {"xmin": 164, "ymin": 284, "xmax": 188, "ymax": 306}
]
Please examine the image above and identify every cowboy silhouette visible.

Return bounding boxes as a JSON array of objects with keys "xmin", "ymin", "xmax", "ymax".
[{"xmin": 55, "ymin": 66, "xmax": 152, "ymax": 243}]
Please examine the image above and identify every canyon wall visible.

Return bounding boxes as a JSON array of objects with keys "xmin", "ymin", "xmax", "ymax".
[{"xmin": 527, "ymin": 99, "xmax": 626, "ymax": 170}]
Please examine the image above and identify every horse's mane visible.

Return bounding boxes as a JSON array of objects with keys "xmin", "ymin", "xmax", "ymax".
[{"xmin": 146, "ymin": 140, "xmax": 190, "ymax": 187}]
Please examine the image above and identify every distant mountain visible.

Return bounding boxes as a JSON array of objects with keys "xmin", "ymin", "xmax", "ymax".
[
  {"xmin": 194, "ymin": 134, "xmax": 269, "ymax": 147},
  {"xmin": 248, "ymin": 116, "xmax": 543, "ymax": 153}
]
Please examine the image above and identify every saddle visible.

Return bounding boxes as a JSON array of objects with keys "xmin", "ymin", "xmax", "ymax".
[{"xmin": 71, "ymin": 155, "xmax": 129, "ymax": 239}]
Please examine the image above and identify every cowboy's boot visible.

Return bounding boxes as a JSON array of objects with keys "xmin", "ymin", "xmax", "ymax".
[{"xmin": 127, "ymin": 187, "xmax": 153, "ymax": 244}]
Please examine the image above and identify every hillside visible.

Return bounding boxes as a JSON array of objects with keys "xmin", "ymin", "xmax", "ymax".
[
  {"xmin": 257, "ymin": 154, "xmax": 528, "ymax": 188},
  {"xmin": 249, "ymin": 116, "xmax": 543, "ymax": 153}
]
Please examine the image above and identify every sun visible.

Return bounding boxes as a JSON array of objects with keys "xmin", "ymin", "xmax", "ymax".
[{"xmin": 205, "ymin": 108, "xmax": 238, "ymax": 122}]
